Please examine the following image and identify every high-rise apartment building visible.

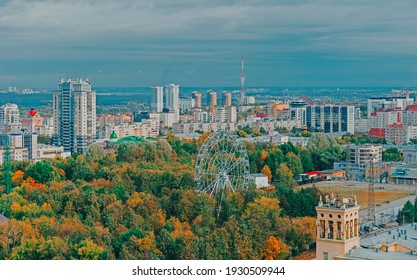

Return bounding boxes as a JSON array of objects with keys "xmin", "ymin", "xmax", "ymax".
[
  {"xmin": 53, "ymin": 78, "xmax": 96, "ymax": 154},
  {"xmin": 192, "ymin": 91, "xmax": 202, "ymax": 108},
  {"xmin": 306, "ymin": 105, "xmax": 354, "ymax": 134},
  {"xmin": 151, "ymin": 86, "xmax": 163, "ymax": 113},
  {"xmin": 209, "ymin": 91, "xmax": 217, "ymax": 107},
  {"xmin": 0, "ymin": 103, "xmax": 21, "ymax": 132},
  {"xmin": 165, "ymin": 84, "xmax": 179, "ymax": 111},
  {"xmin": 224, "ymin": 92, "xmax": 232, "ymax": 107},
  {"xmin": 226, "ymin": 106, "xmax": 237, "ymax": 123},
  {"xmin": 215, "ymin": 107, "xmax": 227, "ymax": 123}
]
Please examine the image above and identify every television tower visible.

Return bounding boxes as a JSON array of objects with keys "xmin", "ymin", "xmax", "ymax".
[{"xmin": 240, "ymin": 56, "xmax": 245, "ymax": 105}]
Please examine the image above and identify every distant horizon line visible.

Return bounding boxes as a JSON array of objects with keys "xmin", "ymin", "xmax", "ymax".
[{"xmin": 3, "ymin": 85, "xmax": 417, "ymax": 90}]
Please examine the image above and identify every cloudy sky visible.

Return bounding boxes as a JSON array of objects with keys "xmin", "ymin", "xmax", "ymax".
[{"xmin": 1, "ymin": 0, "xmax": 417, "ymax": 88}]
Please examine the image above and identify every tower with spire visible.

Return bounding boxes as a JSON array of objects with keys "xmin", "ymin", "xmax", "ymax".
[{"xmin": 240, "ymin": 56, "xmax": 245, "ymax": 105}]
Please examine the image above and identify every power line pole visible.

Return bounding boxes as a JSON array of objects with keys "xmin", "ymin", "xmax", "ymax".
[
  {"xmin": 367, "ymin": 160, "xmax": 375, "ymax": 225},
  {"xmin": 4, "ymin": 134, "xmax": 12, "ymax": 194}
]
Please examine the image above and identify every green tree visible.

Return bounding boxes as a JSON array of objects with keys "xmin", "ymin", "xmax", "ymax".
[
  {"xmin": 275, "ymin": 163, "xmax": 296, "ymax": 188},
  {"xmin": 382, "ymin": 148, "xmax": 402, "ymax": 162},
  {"xmin": 300, "ymin": 150, "xmax": 314, "ymax": 172},
  {"xmin": 396, "ymin": 200, "xmax": 415, "ymax": 224},
  {"xmin": 252, "ymin": 130, "xmax": 262, "ymax": 137},
  {"xmin": 311, "ymin": 146, "xmax": 345, "ymax": 170},
  {"xmin": 25, "ymin": 161, "xmax": 56, "ymax": 184},
  {"xmin": 285, "ymin": 152, "xmax": 303, "ymax": 178}
]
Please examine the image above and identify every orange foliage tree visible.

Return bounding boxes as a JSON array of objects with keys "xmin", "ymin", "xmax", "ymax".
[{"xmin": 261, "ymin": 165, "xmax": 272, "ymax": 182}]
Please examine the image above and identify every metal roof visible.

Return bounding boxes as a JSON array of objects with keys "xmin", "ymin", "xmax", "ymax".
[
  {"xmin": 0, "ymin": 214, "xmax": 8, "ymax": 223},
  {"xmin": 345, "ymin": 223, "xmax": 417, "ymax": 260}
]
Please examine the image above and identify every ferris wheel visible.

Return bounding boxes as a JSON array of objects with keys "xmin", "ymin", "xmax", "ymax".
[{"xmin": 194, "ymin": 130, "xmax": 250, "ymax": 197}]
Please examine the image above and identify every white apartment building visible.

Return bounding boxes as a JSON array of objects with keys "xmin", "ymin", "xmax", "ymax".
[
  {"xmin": 0, "ymin": 147, "xmax": 28, "ymax": 164},
  {"xmin": 1, "ymin": 131, "xmax": 37, "ymax": 160},
  {"xmin": 37, "ymin": 144, "xmax": 70, "ymax": 160},
  {"xmin": 215, "ymin": 107, "xmax": 227, "ymax": 123},
  {"xmin": 172, "ymin": 122, "xmax": 236, "ymax": 134},
  {"xmin": 53, "ymin": 78, "xmax": 96, "ymax": 154},
  {"xmin": 165, "ymin": 84, "xmax": 179, "ymax": 111},
  {"xmin": 370, "ymin": 108, "xmax": 401, "ymax": 128},
  {"xmin": 354, "ymin": 118, "xmax": 371, "ymax": 133},
  {"xmin": 0, "ymin": 103, "xmax": 21, "ymax": 132},
  {"xmin": 192, "ymin": 109, "xmax": 210, "ymax": 123},
  {"xmin": 367, "ymin": 95, "xmax": 413, "ymax": 118},
  {"xmin": 348, "ymin": 144, "xmax": 382, "ymax": 164},
  {"xmin": 402, "ymin": 105, "xmax": 417, "ymax": 126},
  {"xmin": 151, "ymin": 86, "xmax": 163, "ymax": 113},
  {"xmin": 226, "ymin": 106, "xmax": 237, "ymax": 123},
  {"xmin": 290, "ymin": 107, "xmax": 306, "ymax": 126},
  {"xmin": 179, "ymin": 98, "xmax": 195, "ymax": 112},
  {"xmin": 99, "ymin": 121, "xmax": 159, "ymax": 139}
]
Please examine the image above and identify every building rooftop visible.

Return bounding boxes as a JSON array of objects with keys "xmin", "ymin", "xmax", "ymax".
[
  {"xmin": 345, "ymin": 223, "xmax": 417, "ymax": 260},
  {"xmin": 391, "ymin": 166, "xmax": 417, "ymax": 179},
  {"xmin": 345, "ymin": 247, "xmax": 417, "ymax": 260},
  {"xmin": 115, "ymin": 136, "xmax": 156, "ymax": 144},
  {"xmin": 249, "ymin": 173, "xmax": 268, "ymax": 178},
  {"xmin": 316, "ymin": 194, "xmax": 358, "ymax": 209},
  {"xmin": 0, "ymin": 214, "xmax": 8, "ymax": 223}
]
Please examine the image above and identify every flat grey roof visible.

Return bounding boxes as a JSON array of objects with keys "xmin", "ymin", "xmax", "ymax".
[
  {"xmin": 249, "ymin": 173, "xmax": 268, "ymax": 178},
  {"xmin": 0, "ymin": 214, "xmax": 8, "ymax": 223},
  {"xmin": 346, "ymin": 247, "xmax": 417, "ymax": 260},
  {"xmin": 345, "ymin": 223, "xmax": 417, "ymax": 260}
]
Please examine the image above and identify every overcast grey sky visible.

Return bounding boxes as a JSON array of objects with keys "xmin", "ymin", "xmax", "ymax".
[{"xmin": 1, "ymin": 0, "xmax": 417, "ymax": 88}]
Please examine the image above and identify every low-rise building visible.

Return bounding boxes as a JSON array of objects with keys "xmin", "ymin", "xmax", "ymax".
[
  {"xmin": 0, "ymin": 147, "xmax": 28, "ymax": 164},
  {"xmin": 403, "ymin": 147, "xmax": 417, "ymax": 164},
  {"xmin": 341, "ymin": 223, "xmax": 417, "ymax": 260},
  {"xmin": 98, "ymin": 121, "xmax": 159, "ymax": 139},
  {"xmin": 0, "ymin": 213, "xmax": 8, "ymax": 223},
  {"xmin": 37, "ymin": 144, "xmax": 70, "ymax": 160},
  {"xmin": 248, "ymin": 173, "xmax": 269, "ymax": 189},
  {"xmin": 389, "ymin": 164, "xmax": 417, "ymax": 185}
]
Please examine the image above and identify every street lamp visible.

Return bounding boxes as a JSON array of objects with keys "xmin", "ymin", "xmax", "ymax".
[{"xmin": 402, "ymin": 209, "xmax": 411, "ymax": 225}]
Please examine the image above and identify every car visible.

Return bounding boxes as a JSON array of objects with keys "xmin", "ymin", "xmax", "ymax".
[
  {"xmin": 371, "ymin": 225, "xmax": 379, "ymax": 231},
  {"xmin": 363, "ymin": 226, "xmax": 370, "ymax": 233},
  {"xmin": 378, "ymin": 224, "xmax": 386, "ymax": 228}
]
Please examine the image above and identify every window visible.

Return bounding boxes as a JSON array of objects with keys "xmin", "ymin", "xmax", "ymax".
[{"xmin": 324, "ymin": 252, "xmax": 328, "ymax": 260}]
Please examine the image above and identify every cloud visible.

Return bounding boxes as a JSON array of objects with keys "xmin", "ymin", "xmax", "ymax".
[{"xmin": 1, "ymin": 0, "xmax": 417, "ymax": 87}]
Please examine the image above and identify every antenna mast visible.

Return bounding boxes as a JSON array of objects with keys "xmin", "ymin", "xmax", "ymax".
[{"xmin": 240, "ymin": 56, "xmax": 245, "ymax": 105}]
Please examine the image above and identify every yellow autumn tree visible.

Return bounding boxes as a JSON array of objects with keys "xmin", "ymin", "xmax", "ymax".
[
  {"xmin": 261, "ymin": 165, "xmax": 272, "ymax": 182},
  {"xmin": 262, "ymin": 236, "xmax": 281, "ymax": 260},
  {"xmin": 12, "ymin": 170, "xmax": 24, "ymax": 186},
  {"xmin": 261, "ymin": 149, "xmax": 268, "ymax": 161}
]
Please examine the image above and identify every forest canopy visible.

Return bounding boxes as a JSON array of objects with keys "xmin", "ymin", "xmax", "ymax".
[{"xmin": 0, "ymin": 133, "xmax": 334, "ymax": 260}]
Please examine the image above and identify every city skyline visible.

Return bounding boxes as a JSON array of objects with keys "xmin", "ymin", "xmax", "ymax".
[{"xmin": 1, "ymin": 1, "xmax": 417, "ymax": 88}]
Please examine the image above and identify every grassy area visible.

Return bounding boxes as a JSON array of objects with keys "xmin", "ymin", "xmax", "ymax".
[{"xmin": 316, "ymin": 186, "xmax": 413, "ymax": 209}]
